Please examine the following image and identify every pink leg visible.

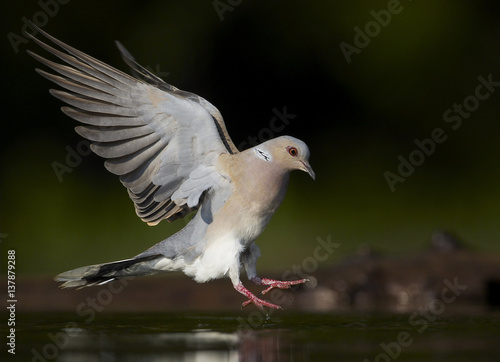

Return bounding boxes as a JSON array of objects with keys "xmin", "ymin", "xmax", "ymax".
[
  {"xmin": 234, "ymin": 283, "xmax": 283, "ymax": 311},
  {"xmin": 240, "ymin": 277, "xmax": 310, "ymax": 309}
]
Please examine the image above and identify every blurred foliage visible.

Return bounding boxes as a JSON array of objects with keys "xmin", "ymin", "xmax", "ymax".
[{"xmin": 1, "ymin": 0, "xmax": 499, "ymax": 275}]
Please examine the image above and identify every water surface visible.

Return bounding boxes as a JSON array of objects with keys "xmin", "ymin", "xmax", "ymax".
[{"xmin": 4, "ymin": 311, "xmax": 500, "ymax": 361}]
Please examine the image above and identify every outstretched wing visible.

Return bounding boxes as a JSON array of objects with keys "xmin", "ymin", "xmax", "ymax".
[
  {"xmin": 114, "ymin": 40, "xmax": 238, "ymax": 155},
  {"xmin": 27, "ymin": 26, "xmax": 238, "ymax": 225}
]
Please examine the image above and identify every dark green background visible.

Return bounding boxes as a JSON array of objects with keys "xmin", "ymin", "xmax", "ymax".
[{"xmin": 1, "ymin": 0, "xmax": 499, "ymax": 275}]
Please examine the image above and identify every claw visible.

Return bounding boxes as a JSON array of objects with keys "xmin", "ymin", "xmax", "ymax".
[
  {"xmin": 234, "ymin": 282, "xmax": 282, "ymax": 311},
  {"xmin": 241, "ymin": 296, "xmax": 282, "ymax": 310}
]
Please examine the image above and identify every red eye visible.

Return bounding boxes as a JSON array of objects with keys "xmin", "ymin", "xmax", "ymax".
[{"xmin": 287, "ymin": 146, "xmax": 298, "ymax": 157}]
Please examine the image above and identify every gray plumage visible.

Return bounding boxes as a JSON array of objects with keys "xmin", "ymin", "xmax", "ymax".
[{"xmin": 28, "ymin": 25, "xmax": 315, "ymax": 310}]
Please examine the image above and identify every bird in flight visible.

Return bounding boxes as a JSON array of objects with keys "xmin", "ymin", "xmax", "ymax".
[{"xmin": 27, "ymin": 26, "xmax": 315, "ymax": 310}]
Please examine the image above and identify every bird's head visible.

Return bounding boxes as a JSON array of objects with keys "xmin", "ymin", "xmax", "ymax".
[{"xmin": 253, "ymin": 136, "xmax": 315, "ymax": 180}]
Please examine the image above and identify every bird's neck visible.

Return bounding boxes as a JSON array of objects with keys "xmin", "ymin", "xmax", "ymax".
[{"xmin": 243, "ymin": 151, "xmax": 290, "ymax": 213}]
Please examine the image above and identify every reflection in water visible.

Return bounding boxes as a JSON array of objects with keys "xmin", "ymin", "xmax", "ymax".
[
  {"xmin": 59, "ymin": 350, "xmax": 237, "ymax": 362},
  {"xmin": 23, "ymin": 313, "xmax": 500, "ymax": 361},
  {"xmin": 56, "ymin": 325, "xmax": 297, "ymax": 361},
  {"xmin": 57, "ymin": 329, "xmax": 238, "ymax": 361}
]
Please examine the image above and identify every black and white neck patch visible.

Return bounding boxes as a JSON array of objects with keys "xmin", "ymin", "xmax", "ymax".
[{"xmin": 254, "ymin": 148, "xmax": 272, "ymax": 162}]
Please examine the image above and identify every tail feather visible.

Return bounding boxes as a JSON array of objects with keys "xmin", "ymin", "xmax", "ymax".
[{"xmin": 55, "ymin": 254, "xmax": 165, "ymax": 289}]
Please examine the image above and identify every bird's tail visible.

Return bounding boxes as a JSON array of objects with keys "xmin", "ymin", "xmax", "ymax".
[{"xmin": 54, "ymin": 254, "xmax": 166, "ymax": 289}]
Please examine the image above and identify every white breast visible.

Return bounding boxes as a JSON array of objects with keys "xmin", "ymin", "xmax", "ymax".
[{"xmin": 184, "ymin": 232, "xmax": 242, "ymax": 283}]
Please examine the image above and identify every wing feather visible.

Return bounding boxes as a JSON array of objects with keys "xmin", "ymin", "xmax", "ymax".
[{"xmin": 28, "ymin": 25, "xmax": 238, "ymax": 225}]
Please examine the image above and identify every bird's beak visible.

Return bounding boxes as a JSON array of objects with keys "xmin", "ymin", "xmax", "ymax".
[{"xmin": 300, "ymin": 161, "xmax": 316, "ymax": 180}]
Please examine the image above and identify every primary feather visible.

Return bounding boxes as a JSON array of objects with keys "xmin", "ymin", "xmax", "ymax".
[{"xmin": 28, "ymin": 26, "xmax": 236, "ymax": 226}]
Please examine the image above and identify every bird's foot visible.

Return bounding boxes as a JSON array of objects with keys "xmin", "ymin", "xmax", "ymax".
[
  {"xmin": 237, "ymin": 277, "xmax": 310, "ymax": 309},
  {"xmin": 253, "ymin": 277, "xmax": 310, "ymax": 296},
  {"xmin": 234, "ymin": 283, "xmax": 282, "ymax": 311}
]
